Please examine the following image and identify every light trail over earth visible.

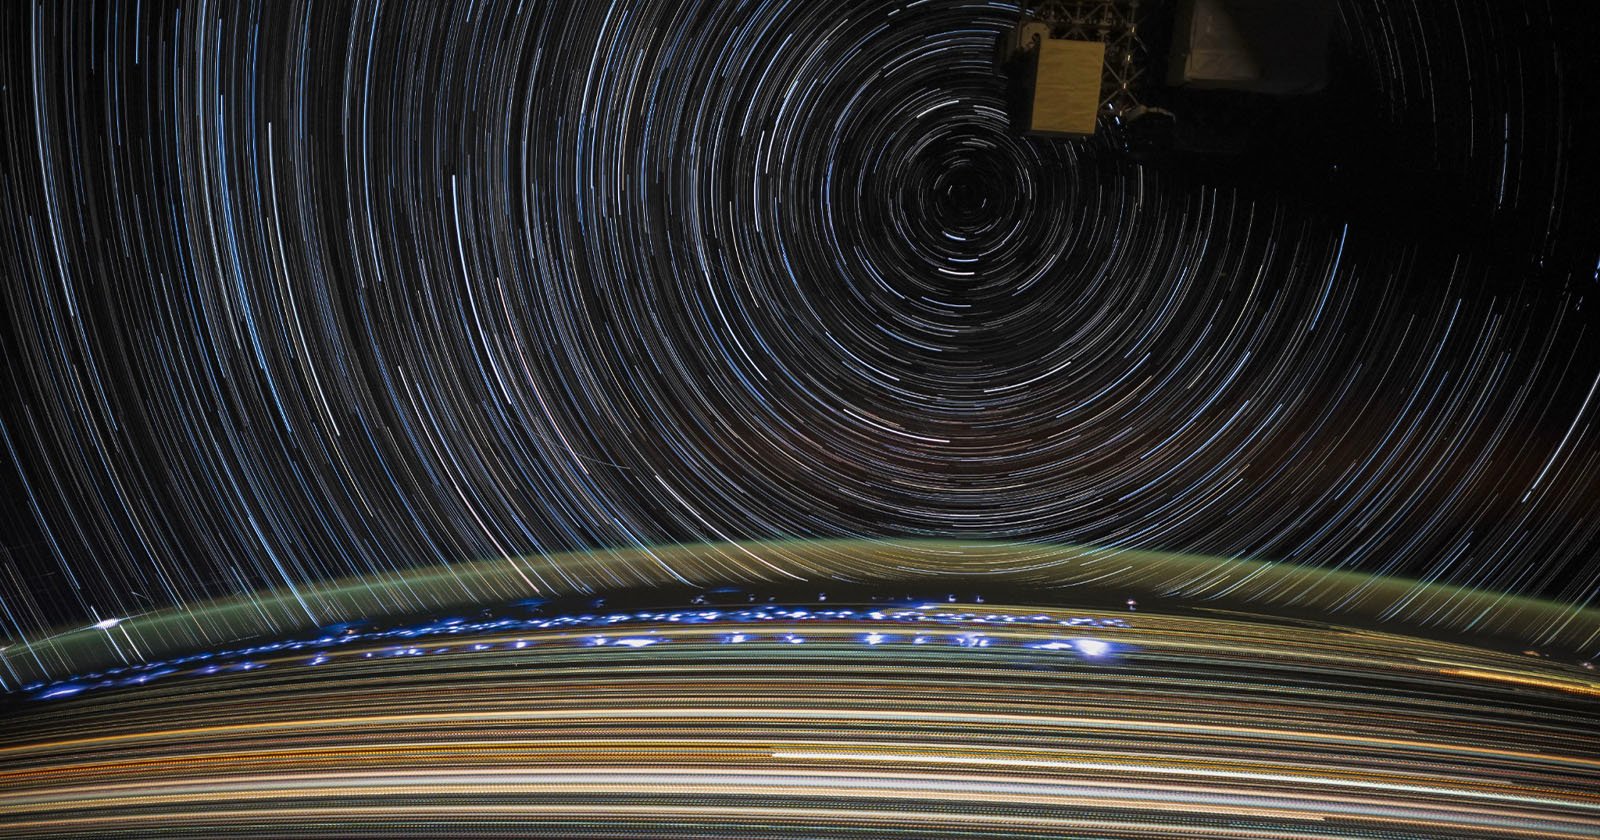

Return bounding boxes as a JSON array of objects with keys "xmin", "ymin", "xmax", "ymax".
[
  {"xmin": 3, "ymin": 542, "xmax": 1599, "ymax": 838},
  {"xmin": 3, "ymin": 580, "xmax": 1599, "ymax": 837}
]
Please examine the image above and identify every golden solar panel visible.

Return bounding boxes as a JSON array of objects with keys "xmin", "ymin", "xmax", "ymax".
[{"xmin": 1029, "ymin": 38, "xmax": 1104, "ymax": 136}]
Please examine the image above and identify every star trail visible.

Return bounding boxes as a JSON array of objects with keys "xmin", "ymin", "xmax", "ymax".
[{"xmin": 2, "ymin": 0, "xmax": 1599, "ymax": 693}]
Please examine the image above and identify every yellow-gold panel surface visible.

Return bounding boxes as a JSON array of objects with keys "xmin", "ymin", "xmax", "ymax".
[{"xmin": 1030, "ymin": 38, "xmax": 1104, "ymax": 136}]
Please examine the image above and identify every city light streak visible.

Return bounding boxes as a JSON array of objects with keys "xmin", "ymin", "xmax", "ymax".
[{"xmin": 3, "ymin": 597, "xmax": 1598, "ymax": 838}]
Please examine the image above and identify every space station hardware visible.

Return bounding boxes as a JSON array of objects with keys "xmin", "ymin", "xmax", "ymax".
[
  {"xmin": 1167, "ymin": 0, "xmax": 1335, "ymax": 94},
  {"xmin": 997, "ymin": 0, "xmax": 1336, "ymax": 142},
  {"xmin": 995, "ymin": 0, "xmax": 1146, "ymax": 138}
]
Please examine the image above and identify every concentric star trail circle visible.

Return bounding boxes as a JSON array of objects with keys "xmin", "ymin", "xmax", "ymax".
[{"xmin": 1, "ymin": 0, "xmax": 1597, "ymax": 638}]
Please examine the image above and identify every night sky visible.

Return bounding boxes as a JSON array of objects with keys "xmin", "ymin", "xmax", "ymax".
[{"xmin": 2, "ymin": 0, "xmax": 1598, "ymax": 639}]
